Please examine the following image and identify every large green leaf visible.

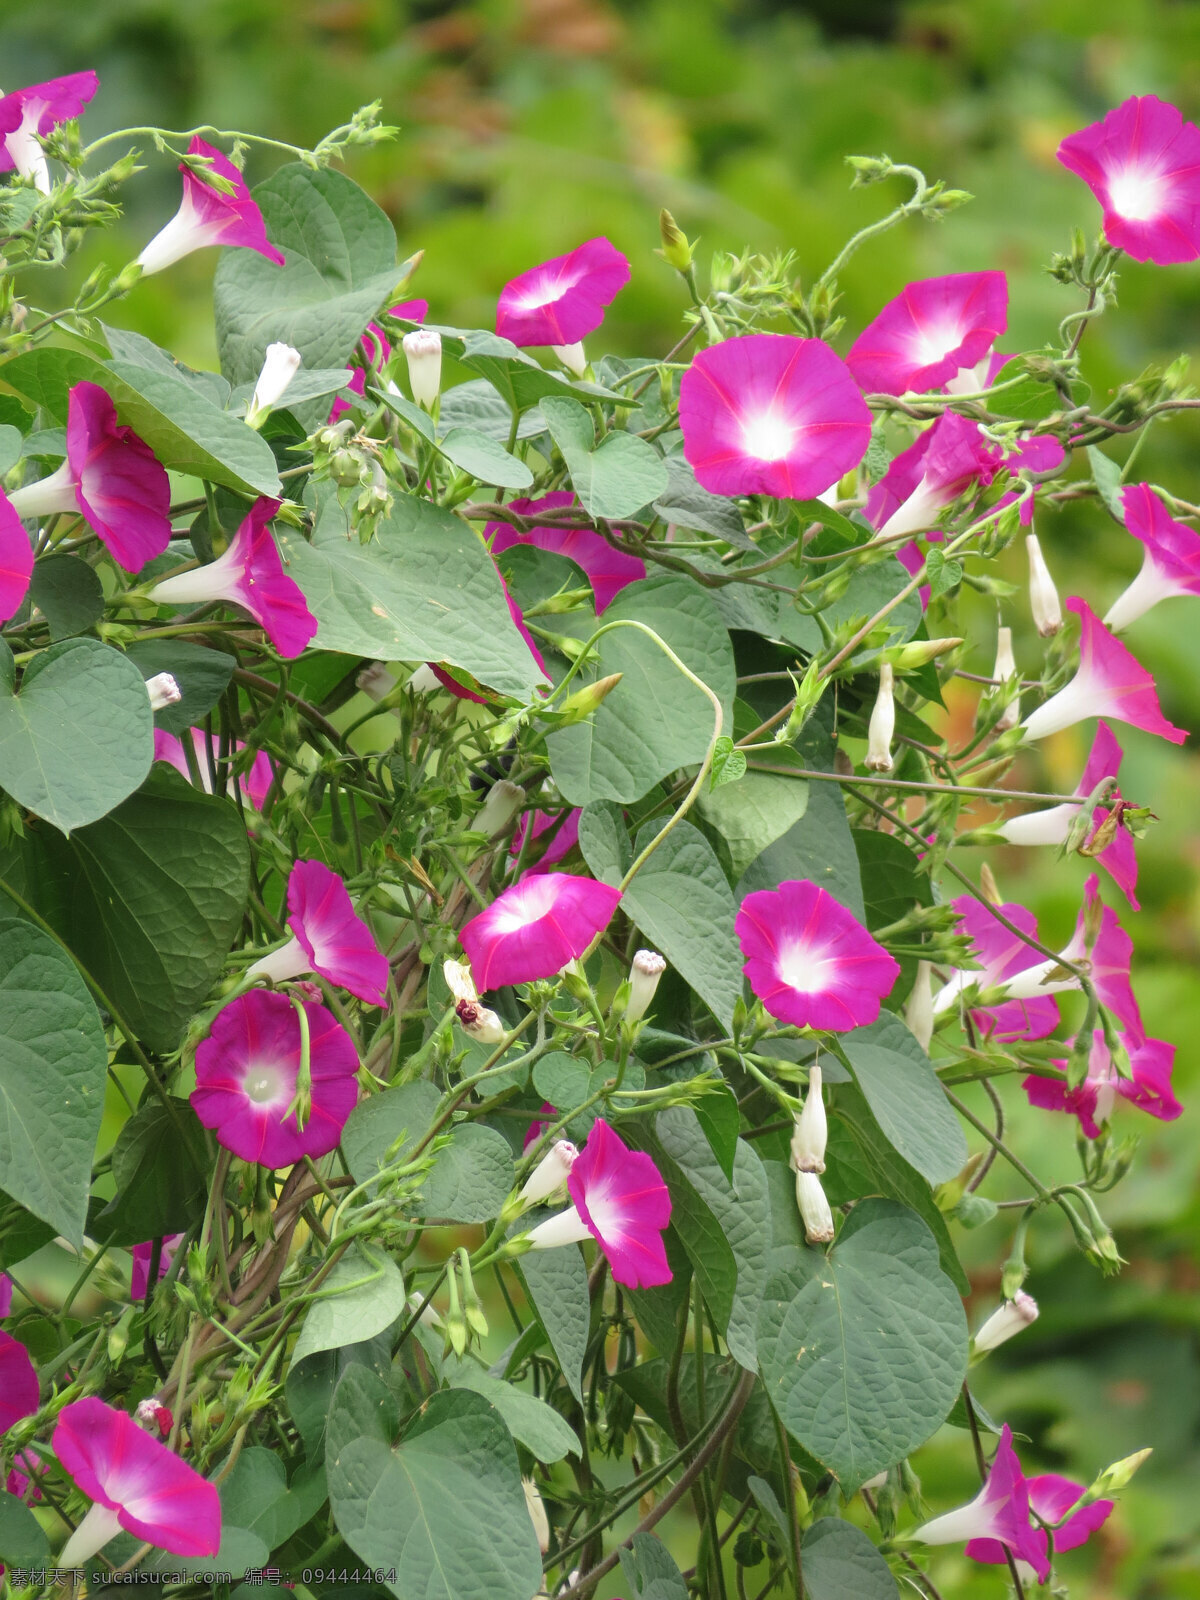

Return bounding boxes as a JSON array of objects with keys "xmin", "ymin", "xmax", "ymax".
[
  {"xmin": 541, "ymin": 397, "xmax": 669, "ymax": 519},
  {"xmin": 421, "ymin": 325, "xmax": 620, "ymax": 414},
  {"xmin": 217, "ymin": 1448, "xmax": 328, "ymax": 1556},
  {"xmin": 437, "ymin": 426, "xmax": 533, "ymax": 490},
  {"xmin": 278, "ymin": 488, "xmax": 547, "ymax": 697},
  {"xmin": 517, "ymin": 1241, "xmax": 590, "ymax": 1403},
  {"xmin": 696, "ymin": 742, "xmax": 810, "ymax": 881},
  {"xmin": 1, "ymin": 767, "xmax": 250, "ymax": 1051},
  {"xmin": 292, "ymin": 1244, "xmax": 407, "ymax": 1365},
  {"xmin": 0, "ymin": 919, "xmax": 107, "ymax": 1246},
  {"xmin": 0, "ymin": 1490, "xmax": 50, "ymax": 1566},
  {"xmin": 327, "ymin": 1369, "xmax": 542, "ymax": 1600},
  {"xmin": 620, "ymin": 1533, "xmax": 691, "ymax": 1600},
  {"xmin": 0, "ymin": 638, "xmax": 152, "ymax": 834},
  {"xmin": 92, "ymin": 1098, "xmax": 207, "ymax": 1246},
  {"xmin": 444, "ymin": 1365, "xmax": 580, "ymax": 1461},
  {"xmin": 838, "ymin": 1015, "xmax": 967, "ymax": 1187},
  {"xmin": 546, "ymin": 574, "xmax": 735, "ymax": 805},
  {"xmin": 28, "ymin": 554, "xmax": 103, "ymax": 642},
  {"xmin": 214, "ymin": 164, "xmax": 404, "ymax": 386},
  {"xmin": 419, "ymin": 1123, "xmax": 514, "ymax": 1223},
  {"xmin": 756, "ymin": 1199, "xmax": 967, "ymax": 1491},
  {"xmin": 802, "ymin": 1518, "xmax": 899, "ymax": 1600},
  {"xmin": 126, "ymin": 640, "xmax": 235, "ymax": 737},
  {"xmin": 341, "ymin": 1081, "xmax": 441, "ymax": 1187}
]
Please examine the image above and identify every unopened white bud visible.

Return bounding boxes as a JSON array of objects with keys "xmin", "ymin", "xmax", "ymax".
[
  {"xmin": 523, "ymin": 1477, "xmax": 551, "ymax": 1554},
  {"xmin": 972, "ymin": 1290, "xmax": 1038, "ymax": 1353},
  {"xmin": 407, "ymin": 663, "xmax": 442, "ymax": 693},
  {"xmin": 519, "ymin": 1139, "xmax": 579, "ymax": 1206},
  {"xmin": 475, "ymin": 779, "xmax": 524, "ymax": 839},
  {"xmin": 865, "ymin": 662, "xmax": 895, "ymax": 772},
  {"xmin": 356, "ymin": 662, "xmax": 398, "ymax": 702},
  {"xmin": 403, "ymin": 329, "xmax": 442, "ymax": 409},
  {"xmin": 795, "ymin": 1171, "xmax": 835, "ymax": 1244},
  {"xmin": 625, "ymin": 950, "xmax": 667, "ymax": 1025},
  {"xmin": 145, "ymin": 672, "xmax": 182, "ymax": 711},
  {"xmin": 1025, "ymin": 532, "xmax": 1062, "ymax": 637},
  {"xmin": 551, "ymin": 341, "xmax": 587, "ymax": 377},
  {"xmin": 905, "ymin": 961, "xmax": 935, "ymax": 1052},
  {"xmin": 790, "ymin": 1063, "xmax": 827, "ymax": 1174},
  {"xmin": 443, "ymin": 958, "xmax": 479, "ymax": 1004},
  {"xmin": 246, "ymin": 342, "xmax": 302, "ymax": 426},
  {"xmin": 991, "ymin": 626, "xmax": 1020, "ymax": 732}
]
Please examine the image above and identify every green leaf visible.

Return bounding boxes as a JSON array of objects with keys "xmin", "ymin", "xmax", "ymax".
[
  {"xmin": 614, "ymin": 1352, "xmax": 778, "ymax": 1478},
  {"xmin": 278, "ymin": 487, "xmax": 547, "ymax": 697},
  {"xmin": 709, "ymin": 735, "xmax": 747, "ymax": 790},
  {"xmin": 756, "ymin": 1199, "xmax": 967, "ymax": 1491},
  {"xmin": 420, "ymin": 1123, "xmax": 514, "ymax": 1223},
  {"xmin": 989, "ymin": 359, "xmax": 1064, "ymax": 424},
  {"xmin": 925, "ymin": 547, "xmax": 962, "ymax": 600},
  {"xmin": 577, "ymin": 800, "xmax": 631, "ymax": 885},
  {"xmin": 438, "ymin": 381, "xmax": 546, "ymax": 442},
  {"xmin": 532, "ymin": 1052, "xmax": 592, "ymax": 1114},
  {"xmin": 541, "ymin": 397, "xmax": 669, "ymax": 519},
  {"xmin": 0, "ymin": 1193, "xmax": 54, "ymax": 1269},
  {"xmin": 838, "ymin": 1015, "xmax": 967, "ymax": 1186},
  {"xmin": 0, "ymin": 637, "xmax": 153, "ymax": 833},
  {"xmin": 423, "ymin": 325, "xmax": 620, "ymax": 415},
  {"xmin": 292, "ymin": 1243, "xmax": 407, "ymax": 1365},
  {"xmin": 0, "ymin": 1490, "xmax": 50, "ymax": 1566},
  {"xmin": 93, "ymin": 1098, "xmax": 207, "ymax": 1246},
  {"xmin": 852, "ymin": 828, "xmax": 932, "ymax": 933},
  {"xmin": 126, "ymin": 641, "xmax": 236, "ymax": 736},
  {"xmin": 654, "ymin": 457, "xmax": 752, "ymax": 547},
  {"xmin": 2, "ymin": 766, "xmax": 250, "ymax": 1051},
  {"xmin": 28, "ymin": 554, "xmax": 102, "ymax": 641},
  {"xmin": 622, "ymin": 821, "xmax": 742, "ymax": 1031},
  {"xmin": 217, "ymin": 1448, "xmax": 329, "ymax": 1554},
  {"xmin": 620, "ymin": 1532, "xmax": 690, "ymax": 1600},
  {"xmin": 697, "ymin": 740, "xmax": 810, "ymax": 881},
  {"xmin": 0, "ymin": 918, "xmax": 107, "ymax": 1246},
  {"xmin": 327, "ymin": 1369, "xmax": 542, "ymax": 1600},
  {"xmin": 341, "ymin": 1081, "xmax": 441, "ymax": 1188},
  {"xmin": 517, "ymin": 1242, "xmax": 590, "ymax": 1403},
  {"xmin": 801, "ymin": 1518, "xmax": 899, "ymax": 1600},
  {"xmin": 695, "ymin": 1083, "xmax": 741, "ymax": 1183},
  {"xmin": 444, "ymin": 1365, "xmax": 580, "ymax": 1461},
  {"xmin": 214, "ymin": 164, "xmax": 404, "ymax": 386},
  {"xmin": 1087, "ymin": 444, "xmax": 1125, "ymax": 517},
  {"xmin": 547, "ymin": 574, "xmax": 736, "ymax": 806},
  {"xmin": 437, "ymin": 426, "xmax": 533, "ymax": 490},
  {"xmin": 101, "ymin": 323, "xmax": 231, "ymax": 408},
  {"xmin": 0, "ymin": 426, "xmax": 22, "ymax": 475}
]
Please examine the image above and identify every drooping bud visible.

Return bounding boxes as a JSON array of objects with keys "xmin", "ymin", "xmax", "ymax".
[
  {"xmin": 906, "ymin": 960, "xmax": 935, "ymax": 1051},
  {"xmin": 523, "ymin": 1477, "xmax": 551, "ymax": 1555},
  {"xmin": 865, "ymin": 662, "xmax": 895, "ymax": 772},
  {"xmin": 355, "ymin": 661, "xmax": 397, "ymax": 702},
  {"xmin": 551, "ymin": 341, "xmax": 587, "ymax": 377},
  {"xmin": 519, "ymin": 1140, "xmax": 579, "ymax": 1206},
  {"xmin": 1026, "ymin": 531, "xmax": 1063, "ymax": 636},
  {"xmin": 972, "ymin": 1290, "xmax": 1039, "ymax": 1353},
  {"xmin": 145, "ymin": 672, "xmax": 182, "ymax": 712},
  {"xmin": 991, "ymin": 625, "xmax": 1020, "ymax": 732},
  {"xmin": 790, "ymin": 1063, "xmax": 827, "ymax": 1174},
  {"xmin": 402, "ymin": 329, "xmax": 442, "ymax": 409},
  {"xmin": 246, "ymin": 342, "xmax": 302, "ymax": 428},
  {"xmin": 474, "ymin": 779, "xmax": 525, "ymax": 839},
  {"xmin": 795, "ymin": 1170, "xmax": 835, "ymax": 1243},
  {"xmin": 625, "ymin": 949, "xmax": 667, "ymax": 1025}
]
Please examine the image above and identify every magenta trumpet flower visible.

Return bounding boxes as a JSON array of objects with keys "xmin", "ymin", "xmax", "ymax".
[
  {"xmin": 0, "ymin": 1331, "xmax": 38, "ymax": 1433},
  {"xmin": 526, "ymin": 1119, "xmax": 672, "ymax": 1288},
  {"xmin": 130, "ymin": 1235, "xmax": 183, "ymax": 1302},
  {"xmin": 846, "ymin": 271, "xmax": 1008, "ymax": 396},
  {"xmin": 190, "ymin": 989, "xmax": 359, "ymax": 1168},
  {"xmin": 1105, "ymin": 483, "xmax": 1200, "ymax": 631},
  {"xmin": 914, "ymin": 1425, "xmax": 1051, "ymax": 1584},
  {"xmin": 460, "ymin": 872, "xmax": 622, "ymax": 991},
  {"xmin": 510, "ymin": 807, "xmax": 582, "ymax": 874},
  {"xmin": 1025, "ymin": 1030, "xmax": 1180, "ymax": 1139},
  {"xmin": 998, "ymin": 721, "xmax": 1140, "ymax": 907},
  {"xmin": 487, "ymin": 492, "xmax": 645, "ymax": 613},
  {"xmin": 736, "ymin": 879, "xmax": 900, "ymax": 1032},
  {"xmin": 7, "ymin": 381, "xmax": 172, "ymax": 573},
  {"xmin": 0, "ymin": 1273, "xmax": 11, "ymax": 1318},
  {"xmin": 934, "ymin": 896, "xmax": 1061, "ymax": 1042},
  {"xmin": 496, "ymin": 237, "xmax": 630, "ymax": 348},
  {"xmin": 136, "ymin": 136, "xmax": 284, "ymax": 276},
  {"xmin": 968, "ymin": 1472, "xmax": 1115, "ymax": 1581},
  {"xmin": 247, "ymin": 859, "xmax": 389, "ymax": 1005},
  {"xmin": 153, "ymin": 728, "xmax": 274, "ymax": 812},
  {"xmin": 149, "ymin": 496, "xmax": 317, "ymax": 658},
  {"xmin": 1057, "ymin": 94, "xmax": 1200, "ymax": 265},
  {"xmin": 0, "ymin": 490, "xmax": 33, "ymax": 621},
  {"xmin": 870, "ymin": 412, "xmax": 1004, "ymax": 546},
  {"xmin": 679, "ymin": 334, "xmax": 871, "ymax": 500},
  {"xmin": 0, "ymin": 72, "xmax": 99, "ymax": 192},
  {"xmin": 54, "ymin": 1398, "xmax": 221, "ymax": 1564},
  {"xmin": 1022, "ymin": 597, "xmax": 1186, "ymax": 745}
]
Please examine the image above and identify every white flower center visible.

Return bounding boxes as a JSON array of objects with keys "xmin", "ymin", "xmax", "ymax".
[
  {"xmin": 490, "ymin": 875, "xmax": 560, "ymax": 933},
  {"xmin": 244, "ymin": 1062, "xmax": 286, "ymax": 1104},
  {"xmin": 1108, "ymin": 166, "xmax": 1166, "ymax": 221},
  {"xmin": 776, "ymin": 940, "xmax": 836, "ymax": 994},
  {"xmin": 913, "ymin": 323, "xmax": 962, "ymax": 365},
  {"xmin": 741, "ymin": 411, "xmax": 796, "ymax": 461}
]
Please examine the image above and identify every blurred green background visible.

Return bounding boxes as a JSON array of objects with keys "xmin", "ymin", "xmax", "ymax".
[{"xmin": 4, "ymin": 0, "xmax": 1200, "ymax": 1592}]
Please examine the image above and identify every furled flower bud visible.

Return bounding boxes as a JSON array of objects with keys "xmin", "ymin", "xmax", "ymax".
[
  {"xmin": 1080, "ymin": 1447, "xmax": 1152, "ymax": 1504},
  {"xmin": 519, "ymin": 1140, "xmax": 579, "ymax": 1206},
  {"xmin": 1026, "ymin": 531, "xmax": 1062, "ymax": 636},
  {"xmin": 657, "ymin": 208, "xmax": 695, "ymax": 274},
  {"xmin": 906, "ymin": 960, "xmax": 935, "ymax": 1051},
  {"xmin": 407, "ymin": 663, "xmax": 442, "ymax": 693},
  {"xmin": 474, "ymin": 779, "xmax": 525, "ymax": 839},
  {"xmin": 145, "ymin": 672, "xmax": 182, "ymax": 712},
  {"xmin": 790, "ymin": 1063, "xmax": 827, "ymax": 1174},
  {"xmin": 403, "ymin": 329, "xmax": 442, "ymax": 409},
  {"xmin": 865, "ymin": 662, "xmax": 895, "ymax": 772},
  {"xmin": 551, "ymin": 341, "xmax": 588, "ymax": 376},
  {"xmin": 246, "ymin": 342, "xmax": 302, "ymax": 427},
  {"xmin": 795, "ymin": 1170, "xmax": 835, "ymax": 1243},
  {"xmin": 992, "ymin": 625, "xmax": 1020, "ymax": 732},
  {"xmin": 625, "ymin": 949, "xmax": 667, "ymax": 1025},
  {"xmin": 523, "ymin": 1477, "xmax": 551, "ymax": 1555},
  {"xmin": 553, "ymin": 672, "xmax": 624, "ymax": 726},
  {"xmin": 356, "ymin": 661, "xmax": 398, "ymax": 702},
  {"xmin": 972, "ymin": 1290, "xmax": 1039, "ymax": 1353}
]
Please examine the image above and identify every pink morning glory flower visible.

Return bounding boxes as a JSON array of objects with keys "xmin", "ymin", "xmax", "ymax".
[
  {"xmin": 149, "ymin": 495, "xmax": 317, "ymax": 658},
  {"xmin": 998, "ymin": 721, "xmax": 1140, "ymax": 908},
  {"xmin": 0, "ymin": 489, "xmax": 33, "ymax": 621},
  {"xmin": 130, "ymin": 1235, "xmax": 182, "ymax": 1302},
  {"xmin": 1057, "ymin": 94, "xmax": 1200, "ymax": 265},
  {"xmin": 6, "ymin": 1450, "xmax": 42, "ymax": 1504},
  {"xmin": 0, "ymin": 1330, "xmax": 38, "ymax": 1433},
  {"xmin": 870, "ymin": 411, "xmax": 1004, "ymax": 545},
  {"xmin": 511, "ymin": 807, "xmax": 582, "ymax": 874},
  {"xmin": 136, "ymin": 136, "xmax": 285, "ymax": 276},
  {"xmin": 247, "ymin": 858, "xmax": 390, "ymax": 1005},
  {"xmin": 526, "ymin": 1119, "xmax": 672, "ymax": 1288},
  {"xmin": 678, "ymin": 334, "xmax": 871, "ymax": 500},
  {"xmin": 1022, "ymin": 597, "xmax": 1186, "ymax": 745},
  {"xmin": 736, "ymin": 879, "xmax": 901, "ymax": 1032},
  {"xmin": 190, "ymin": 989, "xmax": 359, "ymax": 1168},
  {"xmin": 522, "ymin": 1101, "xmax": 560, "ymax": 1152},
  {"xmin": 933, "ymin": 896, "xmax": 1061, "ymax": 1042},
  {"xmin": 328, "ymin": 302, "xmax": 428, "ymax": 423},
  {"xmin": 1025, "ymin": 1029, "xmax": 1180, "ymax": 1139},
  {"xmin": 153, "ymin": 728, "xmax": 274, "ymax": 812},
  {"xmin": 460, "ymin": 872, "xmax": 622, "ymax": 991},
  {"xmin": 1105, "ymin": 483, "xmax": 1200, "ymax": 631},
  {"xmin": 914, "ymin": 1425, "xmax": 1051, "ymax": 1584},
  {"xmin": 0, "ymin": 1273, "xmax": 11, "ymax": 1318},
  {"xmin": 487, "ymin": 492, "xmax": 646, "ymax": 613},
  {"xmin": 8, "ymin": 381, "xmax": 171, "ymax": 573},
  {"xmin": 54, "ymin": 1397, "xmax": 221, "ymax": 1564},
  {"xmin": 0, "ymin": 71, "xmax": 99, "ymax": 192},
  {"xmin": 846, "ymin": 271, "xmax": 1008, "ymax": 396},
  {"xmin": 967, "ymin": 1472, "xmax": 1115, "ymax": 1582},
  {"xmin": 496, "ymin": 237, "xmax": 630, "ymax": 348}
]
